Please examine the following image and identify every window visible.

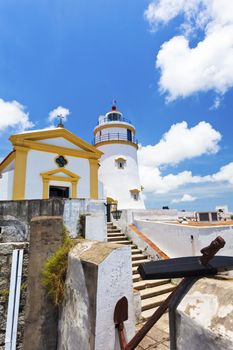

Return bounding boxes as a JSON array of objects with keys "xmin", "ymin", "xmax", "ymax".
[
  {"xmin": 115, "ymin": 157, "xmax": 126, "ymax": 169},
  {"xmin": 127, "ymin": 129, "xmax": 132, "ymax": 141},
  {"xmin": 130, "ymin": 189, "xmax": 140, "ymax": 201}
]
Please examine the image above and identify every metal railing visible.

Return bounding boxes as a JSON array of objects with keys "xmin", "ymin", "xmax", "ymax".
[
  {"xmin": 98, "ymin": 116, "xmax": 132, "ymax": 125},
  {"xmin": 93, "ymin": 132, "xmax": 138, "ymax": 145}
]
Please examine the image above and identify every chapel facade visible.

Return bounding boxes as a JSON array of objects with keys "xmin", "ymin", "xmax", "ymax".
[{"xmin": 0, "ymin": 126, "xmax": 103, "ymax": 201}]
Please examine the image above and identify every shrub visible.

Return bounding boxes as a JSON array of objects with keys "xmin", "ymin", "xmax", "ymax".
[{"xmin": 42, "ymin": 226, "xmax": 76, "ymax": 305}]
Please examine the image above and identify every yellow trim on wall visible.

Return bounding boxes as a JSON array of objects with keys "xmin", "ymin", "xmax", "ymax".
[
  {"xmin": 95, "ymin": 140, "xmax": 138, "ymax": 150},
  {"xmin": 12, "ymin": 140, "xmax": 101, "ymax": 159},
  {"xmin": 106, "ymin": 197, "xmax": 118, "ymax": 204},
  {"xmin": 0, "ymin": 151, "xmax": 16, "ymax": 173},
  {"xmin": 40, "ymin": 168, "xmax": 80, "ymax": 199},
  {"xmin": 89, "ymin": 159, "xmax": 99, "ymax": 199},
  {"xmin": 94, "ymin": 123, "xmax": 135, "ymax": 136},
  {"xmin": 12, "ymin": 146, "xmax": 29, "ymax": 200},
  {"xmin": 130, "ymin": 188, "xmax": 141, "ymax": 193},
  {"xmin": 10, "ymin": 127, "xmax": 103, "ymax": 157}
]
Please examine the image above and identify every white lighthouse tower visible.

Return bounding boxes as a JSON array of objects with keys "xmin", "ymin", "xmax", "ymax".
[{"xmin": 93, "ymin": 103, "xmax": 145, "ymax": 210}]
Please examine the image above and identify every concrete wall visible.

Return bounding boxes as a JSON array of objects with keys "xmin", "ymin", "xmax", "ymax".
[
  {"xmin": 0, "ymin": 198, "xmax": 106, "ymax": 241},
  {"xmin": 23, "ymin": 216, "xmax": 63, "ymax": 350},
  {"xmin": 134, "ymin": 220, "xmax": 233, "ymax": 258},
  {"xmin": 58, "ymin": 241, "xmax": 135, "ymax": 350},
  {"xmin": 174, "ymin": 277, "xmax": 233, "ymax": 350}
]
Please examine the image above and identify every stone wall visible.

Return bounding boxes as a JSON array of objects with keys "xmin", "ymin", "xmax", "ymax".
[
  {"xmin": 0, "ymin": 199, "xmax": 64, "ymax": 242},
  {"xmin": 0, "ymin": 198, "xmax": 106, "ymax": 241},
  {"xmin": 0, "ymin": 242, "xmax": 28, "ymax": 350}
]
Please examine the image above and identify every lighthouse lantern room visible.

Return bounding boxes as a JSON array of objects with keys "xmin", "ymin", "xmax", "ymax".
[{"xmin": 93, "ymin": 103, "xmax": 145, "ymax": 209}]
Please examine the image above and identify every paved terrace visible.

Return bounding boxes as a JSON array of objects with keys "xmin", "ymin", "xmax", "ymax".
[{"xmin": 136, "ymin": 313, "xmax": 169, "ymax": 350}]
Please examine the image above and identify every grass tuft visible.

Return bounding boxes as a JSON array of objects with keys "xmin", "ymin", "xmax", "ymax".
[{"xmin": 42, "ymin": 225, "xmax": 76, "ymax": 305}]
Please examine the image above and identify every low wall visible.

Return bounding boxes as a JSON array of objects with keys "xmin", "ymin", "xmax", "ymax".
[
  {"xmin": 134, "ymin": 220, "xmax": 233, "ymax": 258},
  {"xmin": 58, "ymin": 241, "xmax": 135, "ymax": 350},
  {"xmin": 0, "ymin": 198, "xmax": 106, "ymax": 241},
  {"xmin": 173, "ymin": 277, "xmax": 233, "ymax": 350}
]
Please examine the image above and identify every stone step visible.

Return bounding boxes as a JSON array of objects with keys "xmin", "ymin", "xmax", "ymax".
[
  {"xmin": 132, "ymin": 266, "xmax": 139, "ymax": 274},
  {"xmin": 107, "ymin": 232, "xmax": 124, "ymax": 238},
  {"xmin": 107, "ymin": 225, "xmax": 121, "ymax": 232},
  {"xmin": 107, "ymin": 228, "xmax": 120, "ymax": 232},
  {"xmin": 140, "ymin": 283, "xmax": 175, "ymax": 300},
  {"xmin": 133, "ymin": 279, "xmax": 171, "ymax": 291},
  {"xmin": 112, "ymin": 240, "xmax": 133, "ymax": 245},
  {"xmin": 141, "ymin": 307, "xmax": 169, "ymax": 322},
  {"xmin": 131, "ymin": 254, "xmax": 146, "ymax": 261},
  {"xmin": 132, "ymin": 259, "xmax": 149, "ymax": 267},
  {"xmin": 141, "ymin": 292, "xmax": 171, "ymax": 311},
  {"xmin": 107, "ymin": 232, "xmax": 122, "ymax": 237},
  {"xmin": 107, "ymin": 236, "xmax": 128, "ymax": 242},
  {"xmin": 133, "ymin": 274, "xmax": 141, "ymax": 283},
  {"xmin": 131, "ymin": 248, "xmax": 142, "ymax": 255},
  {"xmin": 141, "ymin": 307, "xmax": 158, "ymax": 321}
]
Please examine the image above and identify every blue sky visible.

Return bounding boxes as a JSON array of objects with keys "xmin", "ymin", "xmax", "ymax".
[{"xmin": 0, "ymin": 0, "xmax": 233, "ymax": 211}]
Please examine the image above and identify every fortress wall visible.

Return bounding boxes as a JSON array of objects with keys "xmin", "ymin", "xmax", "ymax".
[{"xmin": 0, "ymin": 242, "xmax": 28, "ymax": 350}]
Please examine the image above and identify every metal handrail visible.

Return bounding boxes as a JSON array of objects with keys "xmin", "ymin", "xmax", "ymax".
[
  {"xmin": 98, "ymin": 116, "xmax": 132, "ymax": 125},
  {"xmin": 93, "ymin": 133, "xmax": 138, "ymax": 145}
]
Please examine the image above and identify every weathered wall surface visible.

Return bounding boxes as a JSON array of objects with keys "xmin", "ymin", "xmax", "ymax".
[
  {"xmin": 174, "ymin": 277, "xmax": 233, "ymax": 350},
  {"xmin": 63, "ymin": 199, "xmax": 106, "ymax": 238},
  {"xmin": 0, "ymin": 242, "xmax": 28, "ymax": 350},
  {"xmin": 58, "ymin": 241, "xmax": 135, "ymax": 350},
  {"xmin": 0, "ymin": 198, "xmax": 106, "ymax": 241},
  {"xmin": 23, "ymin": 216, "xmax": 63, "ymax": 350},
  {"xmin": 0, "ymin": 199, "xmax": 64, "ymax": 242}
]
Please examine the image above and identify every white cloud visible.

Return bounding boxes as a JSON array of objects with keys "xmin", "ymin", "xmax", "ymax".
[
  {"xmin": 48, "ymin": 106, "xmax": 70, "ymax": 124},
  {"xmin": 145, "ymin": 0, "xmax": 233, "ymax": 101},
  {"xmin": 172, "ymin": 193, "xmax": 197, "ymax": 203},
  {"xmin": 0, "ymin": 98, "xmax": 34, "ymax": 132},
  {"xmin": 139, "ymin": 165, "xmax": 209, "ymax": 194},
  {"xmin": 138, "ymin": 121, "xmax": 233, "ymax": 195},
  {"xmin": 138, "ymin": 121, "xmax": 221, "ymax": 167},
  {"xmin": 211, "ymin": 162, "xmax": 233, "ymax": 185}
]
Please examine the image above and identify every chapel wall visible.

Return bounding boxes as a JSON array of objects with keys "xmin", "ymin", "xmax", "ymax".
[{"xmin": 25, "ymin": 150, "xmax": 90, "ymax": 199}]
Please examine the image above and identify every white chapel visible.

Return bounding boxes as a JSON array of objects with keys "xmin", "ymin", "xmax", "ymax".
[{"xmin": 0, "ymin": 126, "xmax": 103, "ymax": 201}]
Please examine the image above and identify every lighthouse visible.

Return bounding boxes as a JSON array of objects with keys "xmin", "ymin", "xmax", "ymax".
[{"xmin": 93, "ymin": 103, "xmax": 145, "ymax": 210}]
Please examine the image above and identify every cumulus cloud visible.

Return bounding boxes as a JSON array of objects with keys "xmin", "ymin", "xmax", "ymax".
[
  {"xmin": 138, "ymin": 121, "xmax": 221, "ymax": 167},
  {"xmin": 0, "ymin": 98, "xmax": 34, "ymax": 132},
  {"xmin": 211, "ymin": 162, "xmax": 233, "ymax": 185},
  {"xmin": 145, "ymin": 0, "xmax": 233, "ymax": 101},
  {"xmin": 138, "ymin": 121, "xmax": 233, "ymax": 195},
  {"xmin": 48, "ymin": 106, "xmax": 70, "ymax": 124},
  {"xmin": 139, "ymin": 166, "xmax": 209, "ymax": 194},
  {"xmin": 171, "ymin": 193, "xmax": 197, "ymax": 203}
]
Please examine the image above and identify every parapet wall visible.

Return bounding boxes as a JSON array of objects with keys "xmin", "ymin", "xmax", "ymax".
[
  {"xmin": 173, "ymin": 277, "xmax": 233, "ymax": 350},
  {"xmin": 0, "ymin": 198, "xmax": 106, "ymax": 242}
]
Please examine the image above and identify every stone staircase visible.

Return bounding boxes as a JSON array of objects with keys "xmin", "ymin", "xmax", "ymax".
[{"xmin": 107, "ymin": 222, "xmax": 176, "ymax": 321}]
